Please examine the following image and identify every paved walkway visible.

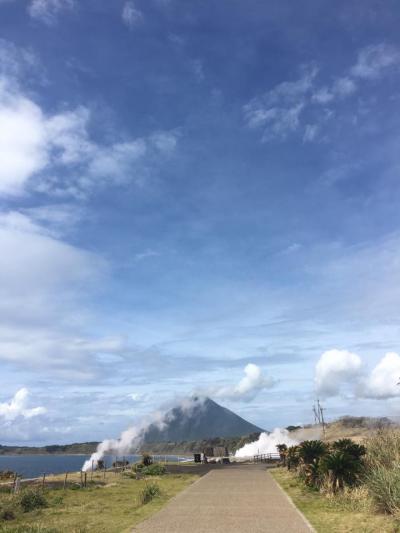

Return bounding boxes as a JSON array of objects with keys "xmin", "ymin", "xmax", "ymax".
[{"xmin": 133, "ymin": 465, "xmax": 314, "ymax": 532}]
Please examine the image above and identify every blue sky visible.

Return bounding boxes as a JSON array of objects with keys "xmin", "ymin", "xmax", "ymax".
[{"xmin": 1, "ymin": 0, "xmax": 400, "ymax": 445}]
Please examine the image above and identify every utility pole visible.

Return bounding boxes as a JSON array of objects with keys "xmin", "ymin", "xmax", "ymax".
[
  {"xmin": 313, "ymin": 403, "xmax": 320, "ymax": 425},
  {"xmin": 317, "ymin": 399, "xmax": 326, "ymax": 435}
]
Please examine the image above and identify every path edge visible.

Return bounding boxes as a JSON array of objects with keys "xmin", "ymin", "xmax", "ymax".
[
  {"xmin": 131, "ymin": 471, "xmax": 210, "ymax": 531},
  {"xmin": 268, "ymin": 469, "xmax": 317, "ymax": 533}
]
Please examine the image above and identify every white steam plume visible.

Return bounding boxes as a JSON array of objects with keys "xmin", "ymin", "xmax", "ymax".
[
  {"xmin": 235, "ymin": 428, "xmax": 298, "ymax": 458},
  {"xmin": 82, "ymin": 396, "xmax": 205, "ymax": 471}
]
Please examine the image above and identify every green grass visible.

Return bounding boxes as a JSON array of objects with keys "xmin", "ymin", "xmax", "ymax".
[
  {"xmin": 0, "ymin": 473, "xmax": 198, "ymax": 533},
  {"xmin": 271, "ymin": 467, "xmax": 400, "ymax": 533}
]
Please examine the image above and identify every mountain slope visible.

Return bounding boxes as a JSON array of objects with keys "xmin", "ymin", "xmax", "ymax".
[{"xmin": 143, "ymin": 397, "xmax": 263, "ymax": 442}]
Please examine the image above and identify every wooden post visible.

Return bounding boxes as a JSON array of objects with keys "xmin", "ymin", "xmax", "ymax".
[
  {"xmin": 42, "ymin": 473, "xmax": 46, "ymax": 490},
  {"xmin": 84, "ymin": 472, "xmax": 87, "ymax": 488},
  {"xmin": 63, "ymin": 472, "xmax": 68, "ymax": 490},
  {"xmin": 90, "ymin": 460, "xmax": 94, "ymax": 482},
  {"xmin": 14, "ymin": 477, "xmax": 21, "ymax": 494},
  {"xmin": 80, "ymin": 471, "xmax": 83, "ymax": 488},
  {"xmin": 11, "ymin": 473, "xmax": 17, "ymax": 494}
]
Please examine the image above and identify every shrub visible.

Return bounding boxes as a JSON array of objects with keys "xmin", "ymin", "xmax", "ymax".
[
  {"xmin": 138, "ymin": 483, "xmax": 161, "ymax": 505},
  {"xmin": 141, "ymin": 453, "xmax": 153, "ymax": 467},
  {"xmin": 141, "ymin": 463, "xmax": 166, "ymax": 476},
  {"xmin": 19, "ymin": 490, "xmax": 47, "ymax": 512}
]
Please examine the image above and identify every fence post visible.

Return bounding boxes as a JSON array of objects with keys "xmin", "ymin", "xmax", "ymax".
[
  {"xmin": 42, "ymin": 473, "xmax": 46, "ymax": 490},
  {"xmin": 63, "ymin": 472, "xmax": 68, "ymax": 490}
]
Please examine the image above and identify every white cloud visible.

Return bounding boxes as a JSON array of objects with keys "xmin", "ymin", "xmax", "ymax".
[
  {"xmin": 0, "ymin": 50, "xmax": 178, "ymax": 197},
  {"xmin": 315, "ymin": 349, "xmax": 362, "ymax": 397},
  {"xmin": 333, "ymin": 77, "xmax": 357, "ymax": 96},
  {"xmin": 29, "ymin": 0, "xmax": 74, "ymax": 25},
  {"xmin": 362, "ymin": 352, "xmax": 400, "ymax": 399},
  {"xmin": 213, "ymin": 363, "xmax": 275, "ymax": 402},
  {"xmin": 315, "ymin": 348, "xmax": 400, "ymax": 400},
  {"xmin": 245, "ymin": 43, "xmax": 398, "ymax": 143},
  {"xmin": 0, "ymin": 388, "xmax": 46, "ymax": 421},
  {"xmin": 0, "ymin": 209, "xmax": 112, "ymax": 376},
  {"xmin": 243, "ymin": 67, "xmax": 316, "ymax": 139},
  {"xmin": 351, "ymin": 43, "xmax": 400, "ymax": 79},
  {"xmin": 122, "ymin": 1, "xmax": 143, "ymax": 28},
  {"xmin": 303, "ymin": 124, "xmax": 318, "ymax": 142}
]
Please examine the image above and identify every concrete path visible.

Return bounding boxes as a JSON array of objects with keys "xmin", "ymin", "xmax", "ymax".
[{"xmin": 133, "ymin": 465, "xmax": 314, "ymax": 533}]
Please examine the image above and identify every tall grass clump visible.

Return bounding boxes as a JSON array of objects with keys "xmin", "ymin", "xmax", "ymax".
[
  {"xmin": 365, "ymin": 429, "xmax": 400, "ymax": 516},
  {"xmin": 138, "ymin": 483, "xmax": 161, "ymax": 505}
]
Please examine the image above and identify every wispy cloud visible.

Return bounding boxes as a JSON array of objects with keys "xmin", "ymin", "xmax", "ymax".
[
  {"xmin": 243, "ymin": 66, "xmax": 316, "ymax": 139},
  {"xmin": 122, "ymin": 1, "xmax": 143, "ymax": 28},
  {"xmin": 245, "ymin": 43, "xmax": 399, "ymax": 143},
  {"xmin": 29, "ymin": 0, "xmax": 74, "ymax": 25},
  {"xmin": 351, "ymin": 43, "xmax": 400, "ymax": 79}
]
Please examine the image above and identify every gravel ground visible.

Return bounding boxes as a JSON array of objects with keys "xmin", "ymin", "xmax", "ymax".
[{"xmin": 133, "ymin": 464, "xmax": 314, "ymax": 532}]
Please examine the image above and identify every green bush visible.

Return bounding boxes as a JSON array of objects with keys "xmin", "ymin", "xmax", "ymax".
[
  {"xmin": 138, "ymin": 482, "xmax": 161, "ymax": 505},
  {"xmin": 141, "ymin": 463, "xmax": 166, "ymax": 476},
  {"xmin": 19, "ymin": 490, "xmax": 47, "ymax": 513}
]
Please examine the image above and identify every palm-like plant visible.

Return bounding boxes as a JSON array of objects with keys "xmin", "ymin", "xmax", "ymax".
[
  {"xmin": 298, "ymin": 440, "xmax": 328, "ymax": 465},
  {"xmin": 287, "ymin": 445, "xmax": 300, "ymax": 471},
  {"xmin": 276, "ymin": 443, "xmax": 288, "ymax": 465},
  {"xmin": 320, "ymin": 450, "xmax": 362, "ymax": 492},
  {"xmin": 332, "ymin": 439, "xmax": 366, "ymax": 460}
]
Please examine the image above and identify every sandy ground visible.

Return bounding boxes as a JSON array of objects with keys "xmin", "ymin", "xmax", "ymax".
[{"xmin": 133, "ymin": 464, "xmax": 314, "ymax": 533}]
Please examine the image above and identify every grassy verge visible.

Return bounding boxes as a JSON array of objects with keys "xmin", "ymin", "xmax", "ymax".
[
  {"xmin": 271, "ymin": 467, "xmax": 399, "ymax": 533},
  {"xmin": 0, "ymin": 473, "xmax": 198, "ymax": 533}
]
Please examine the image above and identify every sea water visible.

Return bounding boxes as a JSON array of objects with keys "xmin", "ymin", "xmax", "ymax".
[{"xmin": 0, "ymin": 454, "xmax": 185, "ymax": 479}]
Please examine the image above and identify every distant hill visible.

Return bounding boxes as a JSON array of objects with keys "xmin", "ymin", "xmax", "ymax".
[
  {"xmin": 0, "ymin": 442, "xmax": 99, "ymax": 456},
  {"xmin": 291, "ymin": 415, "xmax": 394, "ymax": 444},
  {"xmin": 143, "ymin": 397, "xmax": 264, "ymax": 442}
]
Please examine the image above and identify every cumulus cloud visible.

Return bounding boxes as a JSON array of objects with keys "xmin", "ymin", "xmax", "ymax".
[
  {"xmin": 29, "ymin": 0, "xmax": 74, "ymax": 25},
  {"xmin": 362, "ymin": 352, "xmax": 400, "ymax": 399},
  {"xmin": 0, "ymin": 388, "xmax": 46, "ymax": 421},
  {"xmin": 315, "ymin": 349, "xmax": 362, "ymax": 397},
  {"xmin": 122, "ymin": 1, "xmax": 143, "ymax": 28},
  {"xmin": 315, "ymin": 349, "xmax": 400, "ymax": 400},
  {"xmin": 212, "ymin": 363, "xmax": 275, "ymax": 402}
]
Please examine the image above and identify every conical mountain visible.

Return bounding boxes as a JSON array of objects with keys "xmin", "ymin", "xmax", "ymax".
[{"xmin": 143, "ymin": 397, "xmax": 263, "ymax": 442}]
